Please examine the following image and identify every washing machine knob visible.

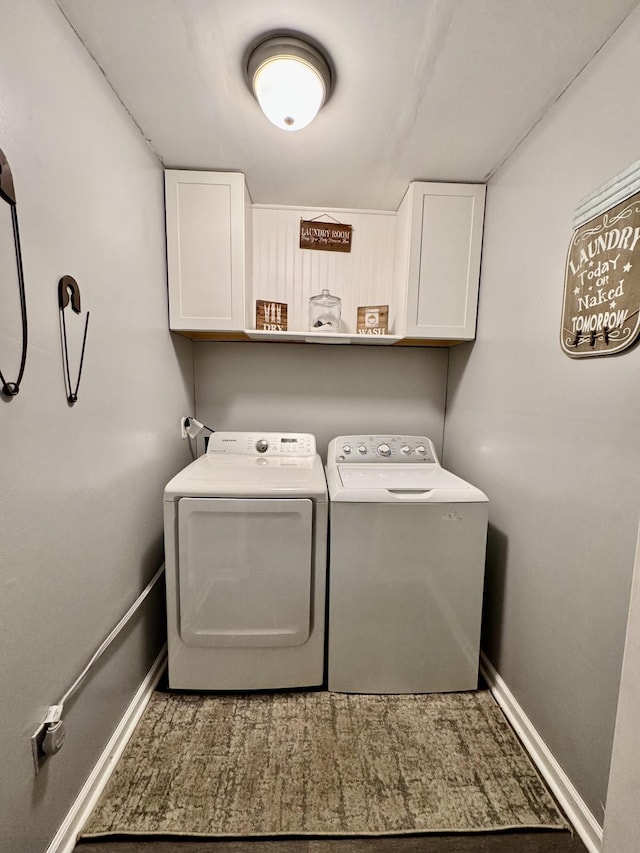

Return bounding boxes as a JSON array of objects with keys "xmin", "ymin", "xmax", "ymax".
[
  {"xmin": 357, "ymin": 445, "xmax": 367, "ymax": 454},
  {"xmin": 377, "ymin": 443, "xmax": 391, "ymax": 457},
  {"xmin": 416, "ymin": 445, "xmax": 426, "ymax": 455},
  {"xmin": 256, "ymin": 439, "xmax": 269, "ymax": 453},
  {"xmin": 342, "ymin": 444, "xmax": 352, "ymax": 454},
  {"xmin": 401, "ymin": 445, "xmax": 411, "ymax": 455}
]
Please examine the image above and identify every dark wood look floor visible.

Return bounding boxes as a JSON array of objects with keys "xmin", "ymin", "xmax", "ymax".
[{"xmin": 75, "ymin": 830, "xmax": 588, "ymax": 852}]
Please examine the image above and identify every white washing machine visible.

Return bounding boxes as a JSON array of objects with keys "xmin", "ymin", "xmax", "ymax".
[
  {"xmin": 326, "ymin": 435, "xmax": 488, "ymax": 694},
  {"xmin": 163, "ymin": 432, "xmax": 327, "ymax": 690}
]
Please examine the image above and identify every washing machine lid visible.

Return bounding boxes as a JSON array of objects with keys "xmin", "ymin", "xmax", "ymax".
[
  {"xmin": 164, "ymin": 452, "xmax": 328, "ymax": 501},
  {"xmin": 326, "ymin": 434, "xmax": 488, "ymax": 503},
  {"xmin": 339, "ymin": 464, "xmax": 466, "ymax": 490},
  {"xmin": 328, "ymin": 464, "xmax": 487, "ymax": 503}
]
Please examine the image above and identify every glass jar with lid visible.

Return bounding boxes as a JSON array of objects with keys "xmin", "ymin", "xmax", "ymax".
[{"xmin": 308, "ymin": 289, "xmax": 342, "ymax": 332}]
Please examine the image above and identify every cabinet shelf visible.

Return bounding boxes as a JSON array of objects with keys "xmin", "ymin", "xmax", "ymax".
[
  {"xmin": 175, "ymin": 328, "xmax": 461, "ymax": 347},
  {"xmin": 245, "ymin": 329, "xmax": 402, "ymax": 345}
]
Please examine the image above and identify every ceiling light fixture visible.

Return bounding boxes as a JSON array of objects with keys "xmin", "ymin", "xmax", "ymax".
[{"xmin": 247, "ymin": 35, "xmax": 332, "ymax": 132}]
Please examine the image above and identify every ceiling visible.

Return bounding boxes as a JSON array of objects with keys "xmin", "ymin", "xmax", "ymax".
[{"xmin": 56, "ymin": 0, "xmax": 639, "ymax": 211}]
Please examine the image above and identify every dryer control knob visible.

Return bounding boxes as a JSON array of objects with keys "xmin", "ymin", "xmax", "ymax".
[
  {"xmin": 256, "ymin": 439, "xmax": 269, "ymax": 453},
  {"xmin": 357, "ymin": 445, "xmax": 367, "ymax": 454},
  {"xmin": 401, "ymin": 445, "xmax": 411, "ymax": 455},
  {"xmin": 377, "ymin": 443, "xmax": 391, "ymax": 457},
  {"xmin": 342, "ymin": 444, "xmax": 352, "ymax": 454},
  {"xmin": 416, "ymin": 445, "xmax": 426, "ymax": 455}
]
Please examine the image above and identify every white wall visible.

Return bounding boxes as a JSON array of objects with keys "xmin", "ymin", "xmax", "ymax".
[
  {"xmin": 0, "ymin": 2, "xmax": 193, "ymax": 851},
  {"xmin": 603, "ymin": 522, "xmax": 640, "ymax": 852},
  {"xmin": 443, "ymin": 6, "xmax": 640, "ymax": 824},
  {"xmin": 194, "ymin": 342, "xmax": 448, "ymax": 462}
]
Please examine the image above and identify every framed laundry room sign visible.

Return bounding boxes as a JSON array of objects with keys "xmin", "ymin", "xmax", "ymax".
[
  {"xmin": 561, "ymin": 189, "xmax": 640, "ymax": 357},
  {"xmin": 299, "ymin": 218, "xmax": 352, "ymax": 253}
]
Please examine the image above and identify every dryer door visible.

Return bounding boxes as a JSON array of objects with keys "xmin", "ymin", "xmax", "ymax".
[{"xmin": 177, "ymin": 497, "xmax": 313, "ymax": 647}]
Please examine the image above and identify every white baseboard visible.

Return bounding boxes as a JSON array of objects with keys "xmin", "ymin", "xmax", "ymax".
[
  {"xmin": 46, "ymin": 644, "xmax": 167, "ymax": 853},
  {"xmin": 480, "ymin": 652, "xmax": 603, "ymax": 853}
]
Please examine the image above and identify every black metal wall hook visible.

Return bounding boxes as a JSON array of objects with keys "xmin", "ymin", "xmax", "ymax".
[
  {"xmin": 58, "ymin": 275, "xmax": 90, "ymax": 405},
  {"xmin": 0, "ymin": 147, "xmax": 28, "ymax": 400}
]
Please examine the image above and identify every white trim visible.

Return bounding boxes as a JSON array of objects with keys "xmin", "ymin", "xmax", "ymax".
[
  {"xmin": 480, "ymin": 652, "xmax": 603, "ymax": 853},
  {"xmin": 573, "ymin": 159, "xmax": 640, "ymax": 228},
  {"xmin": 45, "ymin": 644, "xmax": 167, "ymax": 853}
]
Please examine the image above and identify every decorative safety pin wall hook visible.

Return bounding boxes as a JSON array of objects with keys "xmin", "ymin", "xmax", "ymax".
[
  {"xmin": 0, "ymin": 147, "xmax": 28, "ymax": 399},
  {"xmin": 58, "ymin": 275, "xmax": 90, "ymax": 405}
]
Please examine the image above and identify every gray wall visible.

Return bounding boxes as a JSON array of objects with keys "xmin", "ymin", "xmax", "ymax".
[
  {"xmin": 0, "ymin": 2, "xmax": 193, "ymax": 851},
  {"xmin": 194, "ymin": 342, "xmax": 449, "ymax": 462},
  {"xmin": 603, "ymin": 524, "xmax": 640, "ymax": 852},
  {"xmin": 443, "ymin": 6, "xmax": 640, "ymax": 822}
]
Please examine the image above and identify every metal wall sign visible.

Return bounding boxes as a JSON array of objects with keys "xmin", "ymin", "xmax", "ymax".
[
  {"xmin": 299, "ymin": 218, "xmax": 352, "ymax": 252},
  {"xmin": 561, "ymin": 190, "xmax": 640, "ymax": 357}
]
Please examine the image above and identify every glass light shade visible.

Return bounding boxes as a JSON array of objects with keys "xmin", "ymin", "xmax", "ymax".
[
  {"xmin": 247, "ymin": 36, "xmax": 331, "ymax": 132},
  {"xmin": 253, "ymin": 56, "xmax": 326, "ymax": 131}
]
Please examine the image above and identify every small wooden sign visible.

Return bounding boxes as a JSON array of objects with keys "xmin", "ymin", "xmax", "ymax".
[
  {"xmin": 357, "ymin": 305, "xmax": 389, "ymax": 336},
  {"xmin": 256, "ymin": 300, "xmax": 288, "ymax": 332},
  {"xmin": 561, "ymin": 191, "xmax": 640, "ymax": 357},
  {"xmin": 300, "ymin": 219, "xmax": 352, "ymax": 253}
]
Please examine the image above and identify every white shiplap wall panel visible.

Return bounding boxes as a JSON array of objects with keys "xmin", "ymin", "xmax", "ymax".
[{"xmin": 252, "ymin": 206, "xmax": 399, "ymax": 333}]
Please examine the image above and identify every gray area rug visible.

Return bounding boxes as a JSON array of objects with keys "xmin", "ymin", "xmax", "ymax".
[{"xmin": 81, "ymin": 690, "xmax": 568, "ymax": 839}]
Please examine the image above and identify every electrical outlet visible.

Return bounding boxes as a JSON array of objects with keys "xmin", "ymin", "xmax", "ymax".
[
  {"xmin": 31, "ymin": 722, "xmax": 47, "ymax": 774},
  {"xmin": 180, "ymin": 416, "xmax": 189, "ymax": 438}
]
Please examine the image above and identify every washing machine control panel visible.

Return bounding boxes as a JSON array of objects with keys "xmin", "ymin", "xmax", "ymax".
[
  {"xmin": 332, "ymin": 435, "xmax": 438, "ymax": 463},
  {"xmin": 207, "ymin": 431, "xmax": 317, "ymax": 457}
]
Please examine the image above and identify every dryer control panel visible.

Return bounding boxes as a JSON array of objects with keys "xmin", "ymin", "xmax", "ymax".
[
  {"xmin": 207, "ymin": 431, "xmax": 316, "ymax": 457},
  {"xmin": 331, "ymin": 435, "xmax": 438, "ymax": 464}
]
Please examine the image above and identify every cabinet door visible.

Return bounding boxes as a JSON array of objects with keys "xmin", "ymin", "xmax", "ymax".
[
  {"xmin": 404, "ymin": 183, "xmax": 485, "ymax": 340},
  {"xmin": 164, "ymin": 170, "xmax": 250, "ymax": 331}
]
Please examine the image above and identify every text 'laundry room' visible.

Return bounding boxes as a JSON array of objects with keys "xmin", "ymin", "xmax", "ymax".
[{"xmin": 2, "ymin": 3, "xmax": 640, "ymax": 853}]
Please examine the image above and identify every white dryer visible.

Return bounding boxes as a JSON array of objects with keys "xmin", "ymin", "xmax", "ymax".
[
  {"xmin": 326, "ymin": 435, "xmax": 488, "ymax": 694},
  {"xmin": 164, "ymin": 432, "xmax": 327, "ymax": 690}
]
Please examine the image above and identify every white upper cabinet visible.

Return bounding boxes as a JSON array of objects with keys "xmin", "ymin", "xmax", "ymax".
[
  {"xmin": 396, "ymin": 182, "xmax": 486, "ymax": 341},
  {"xmin": 164, "ymin": 171, "xmax": 485, "ymax": 345},
  {"xmin": 164, "ymin": 170, "xmax": 252, "ymax": 332}
]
